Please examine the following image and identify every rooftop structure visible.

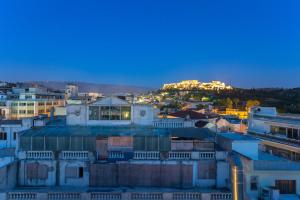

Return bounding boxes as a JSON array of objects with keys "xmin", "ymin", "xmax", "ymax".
[{"xmin": 67, "ymin": 96, "xmax": 158, "ymax": 126}]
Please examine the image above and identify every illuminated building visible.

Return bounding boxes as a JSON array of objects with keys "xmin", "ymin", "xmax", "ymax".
[
  {"xmin": 162, "ymin": 80, "xmax": 233, "ymax": 90},
  {"xmin": 6, "ymin": 87, "xmax": 65, "ymax": 119}
]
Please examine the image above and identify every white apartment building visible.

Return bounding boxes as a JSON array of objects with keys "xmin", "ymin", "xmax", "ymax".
[{"xmin": 248, "ymin": 107, "xmax": 300, "ymax": 161}]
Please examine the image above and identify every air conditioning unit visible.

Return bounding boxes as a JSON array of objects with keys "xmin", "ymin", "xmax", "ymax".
[{"xmin": 261, "ymin": 187, "xmax": 279, "ymax": 200}]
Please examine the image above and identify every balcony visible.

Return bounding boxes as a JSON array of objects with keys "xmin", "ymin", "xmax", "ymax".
[
  {"xmin": 133, "ymin": 151, "xmax": 160, "ymax": 160},
  {"xmin": 26, "ymin": 151, "xmax": 53, "ymax": 160},
  {"xmin": 60, "ymin": 151, "xmax": 90, "ymax": 160}
]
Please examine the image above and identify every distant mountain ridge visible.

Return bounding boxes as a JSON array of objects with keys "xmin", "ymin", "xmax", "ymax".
[{"xmin": 26, "ymin": 81, "xmax": 154, "ymax": 95}]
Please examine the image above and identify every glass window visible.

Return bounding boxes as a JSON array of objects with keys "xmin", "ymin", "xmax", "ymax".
[
  {"xmin": 110, "ymin": 106, "xmax": 121, "ymax": 120},
  {"xmin": 287, "ymin": 128, "xmax": 293, "ymax": 139},
  {"xmin": 11, "ymin": 102, "xmax": 18, "ymax": 106},
  {"xmin": 27, "ymin": 110, "xmax": 34, "ymax": 114},
  {"xmin": 13, "ymin": 132, "xmax": 17, "ymax": 140},
  {"xmin": 19, "ymin": 110, "xmax": 26, "ymax": 114},
  {"xmin": 27, "ymin": 102, "xmax": 34, "ymax": 106},
  {"xmin": 250, "ymin": 176, "xmax": 258, "ymax": 191},
  {"xmin": 19, "ymin": 103, "xmax": 26, "ymax": 106},
  {"xmin": 0, "ymin": 132, "xmax": 7, "ymax": 140},
  {"xmin": 292, "ymin": 129, "xmax": 298, "ymax": 140},
  {"xmin": 89, "ymin": 106, "xmax": 99, "ymax": 120},
  {"xmin": 100, "ymin": 106, "xmax": 110, "ymax": 120},
  {"xmin": 121, "ymin": 106, "xmax": 131, "ymax": 120}
]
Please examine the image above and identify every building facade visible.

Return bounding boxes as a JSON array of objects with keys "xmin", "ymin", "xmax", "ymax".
[{"xmin": 248, "ymin": 107, "xmax": 300, "ymax": 162}]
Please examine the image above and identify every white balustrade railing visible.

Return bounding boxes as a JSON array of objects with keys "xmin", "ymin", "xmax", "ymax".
[
  {"xmin": 199, "ymin": 152, "xmax": 215, "ymax": 160},
  {"xmin": 108, "ymin": 151, "xmax": 125, "ymax": 159},
  {"xmin": 211, "ymin": 193, "xmax": 232, "ymax": 200},
  {"xmin": 168, "ymin": 152, "xmax": 191, "ymax": 160},
  {"xmin": 91, "ymin": 193, "xmax": 121, "ymax": 200},
  {"xmin": 173, "ymin": 192, "xmax": 202, "ymax": 200},
  {"xmin": 8, "ymin": 192, "xmax": 37, "ymax": 200},
  {"xmin": 153, "ymin": 121, "xmax": 184, "ymax": 128},
  {"xmin": 61, "ymin": 151, "xmax": 89, "ymax": 160},
  {"xmin": 134, "ymin": 151, "xmax": 160, "ymax": 160},
  {"xmin": 48, "ymin": 192, "xmax": 81, "ymax": 200},
  {"xmin": 131, "ymin": 193, "xmax": 163, "ymax": 200},
  {"xmin": 26, "ymin": 151, "xmax": 53, "ymax": 160}
]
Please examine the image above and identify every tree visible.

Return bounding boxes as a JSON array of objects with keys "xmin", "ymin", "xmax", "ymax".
[
  {"xmin": 233, "ymin": 98, "xmax": 240, "ymax": 109},
  {"xmin": 246, "ymin": 100, "xmax": 260, "ymax": 110},
  {"xmin": 226, "ymin": 98, "xmax": 233, "ymax": 109}
]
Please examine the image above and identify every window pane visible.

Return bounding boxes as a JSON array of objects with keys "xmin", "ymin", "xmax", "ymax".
[
  {"xmin": 110, "ymin": 106, "xmax": 121, "ymax": 120},
  {"xmin": 89, "ymin": 106, "xmax": 99, "ymax": 120},
  {"xmin": 100, "ymin": 106, "xmax": 110, "ymax": 120},
  {"xmin": 121, "ymin": 106, "xmax": 131, "ymax": 120}
]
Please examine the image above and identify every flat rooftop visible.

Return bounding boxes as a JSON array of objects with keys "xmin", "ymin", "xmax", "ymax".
[
  {"xmin": 218, "ymin": 132, "xmax": 259, "ymax": 141},
  {"xmin": 253, "ymin": 114, "xmax": 300, "ymax": 126},
  {"xmin": 19, "ymin": 125, "xmax": 215, "ymax": 139}
]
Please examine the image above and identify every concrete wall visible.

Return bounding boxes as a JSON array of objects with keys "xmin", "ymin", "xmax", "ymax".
[
  {"xmin": 249, "ymin": 119, "xmax": 271, "ymax": 134},
  {"xmin": 216, "ymin": 161, "xmax": 229, "ymax": 188},
  {"xmin": 89, "ymin": 161, "xmax": 194, "ymax": 188},
  {"xmin": 66, "ymin": 105, "xmax": 87, "ymax": 125},
  {"xmin": 0, "ymin": 161, "xmax": 17, "ymax": 190},
  {"xmin": 59, "ymin": 160, "xmax": 89, "ymax": 187},
  {"xmin": 18, "ymin": 160, "xmax": 56, "ymax": 187}
]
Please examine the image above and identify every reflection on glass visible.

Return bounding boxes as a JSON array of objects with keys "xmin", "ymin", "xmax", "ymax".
[
  {"xmin": 100, "ymin": 106, "xmax": 110, "ymax": 120},
  {"xmin": 89, "ymin": 106, "xmax": 99, "ymax": 120},
  {"xmin": 111, "ymin": 106, "xmax": 121, "ymax": 120},
  {"xmin": 88, "ymin": 106, "xmax": 131, "ymax": 120},
  {"xmin": 121, "ymin": 106, "xmax": 131, "ymax": 120}
]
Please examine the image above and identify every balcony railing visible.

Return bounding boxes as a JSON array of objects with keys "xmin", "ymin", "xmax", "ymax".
[
  {"xmin": 199, "ymin": 152, "xmax": 215, "ymax": 159},
  {"xmin": 61, "ymin": 151, "xmax": 89, "ymax": 160},
  {"xmin": 108, "ymin": 151, "xmax": 125, "ymax": 159},
  {"xmin": 26, "ymin": 151, "xmax": 53, "ymax": 160},
  {"xmin": 48, "ymin": 192, "xmax": 81, "ymax": 200},
  {"xmin": 168, "ymin": 152, "xmax": 191, "ymax": 160},
  {"xmin": 133, "ymin": 151, "xmax": 160, "ymax": 160},
  {"xmin": 6, "ymin": 191, "xmax": 232, "ymax": 200},
  {"xmin": 7, "ymin": 192, "xmax": 37, "ymax": 200},
  {"xmin": 211, "ymin": 193, "xmax": 232, "ymax": 200},
  {"xmin": 131, "ymin": 193, "xmax": 163, "ymax": 200},
  {"xmin": 173, "ymin": 192, "xmax": 202, "ymax": 200},
  {"xmin": 91, "ymin": 193, "xmax": 121, "ymax": 200}
]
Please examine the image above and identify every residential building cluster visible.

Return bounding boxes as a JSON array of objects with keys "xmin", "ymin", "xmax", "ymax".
[
  {"xmin": 162, "ymin": 80, "xmax": 233, "ymax": 91},
  {"xmin": 0, "ymin": 81, "xmax": 299, "ymax": 200}
]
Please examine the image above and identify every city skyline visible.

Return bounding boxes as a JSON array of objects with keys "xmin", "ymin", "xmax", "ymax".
[{"xmin": 0, "ymin": 0, "xmax": 300, "ymax": 88}]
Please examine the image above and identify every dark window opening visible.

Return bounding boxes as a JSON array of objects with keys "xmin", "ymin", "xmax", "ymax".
[
  {"xmin": 275, "ymin": 180, "xmax": 296, "ymax": 194},
  {"xmin": 78, "ymin": 167, "xmax": 84, "ymax": 178}
]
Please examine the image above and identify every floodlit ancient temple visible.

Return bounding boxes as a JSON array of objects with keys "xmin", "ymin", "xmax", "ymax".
[{"xmin": 162, "ymin": 80, "xmax": 233, "ymax": 91}]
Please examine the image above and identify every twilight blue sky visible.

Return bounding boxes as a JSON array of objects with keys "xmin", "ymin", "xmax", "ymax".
[{"xmin": 0, "ymin": 0, "xmax": 299, "ymax": 88}]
